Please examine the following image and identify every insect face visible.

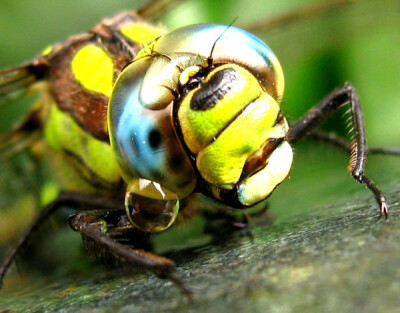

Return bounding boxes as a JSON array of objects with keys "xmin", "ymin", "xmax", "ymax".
[{"xmin": 108, "ymin": 24, "xmax": 293, "ymax": 230}]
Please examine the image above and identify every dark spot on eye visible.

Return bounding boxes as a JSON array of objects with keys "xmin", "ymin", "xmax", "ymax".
[
  {"xmin": 169, "ymin": 154, "xmax": 184, "ymax": 172},
  {"xmin": 191, "ymin": 67, "xmax": 237, "ymax": 111},
  {"xmin": 149, "ymin": 128, "xmax": 162, "ymax": 149}
]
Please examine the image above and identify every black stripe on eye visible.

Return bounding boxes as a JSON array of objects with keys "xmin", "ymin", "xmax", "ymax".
[{"xmin": 190, "ymin": 67, "xmax": 236, "ymax": 111}]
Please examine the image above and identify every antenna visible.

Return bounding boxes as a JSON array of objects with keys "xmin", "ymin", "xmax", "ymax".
[{"xmin": 207, "ymin": 17, "xmax": 238, "ymax": 68}]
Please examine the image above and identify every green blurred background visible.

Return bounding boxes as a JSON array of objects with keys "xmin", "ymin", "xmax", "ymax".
[
  {"xmin": 1, "ymin": 0, "xmax": 399, "ymax": 144},
  {"xmin": 0, "ymin": 0, "xmax": 399, "ymax": 300},
  {"xmin": 1, "ymin": 0, "xmax": 399, "ymax": 215}
]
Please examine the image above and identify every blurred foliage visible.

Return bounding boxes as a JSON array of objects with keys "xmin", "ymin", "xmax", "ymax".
[{"xmin": 1, "ymin": 0, "xmax": 399, "ymax": 143}]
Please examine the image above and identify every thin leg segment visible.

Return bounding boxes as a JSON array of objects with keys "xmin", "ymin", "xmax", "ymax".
[
  {"xmin": 310, "ymin": 130, "xmax": 400, "ymax": 155},
  {"xmin": 286, "ymin": 82, "xmax": 388, "ymax": 217},
  {"xmin": 0, "ymin": 192, "xmax": 123, "ymax": 288},
  {"xmin": 69, "ymin": 212, "xmax": 192, "ymax": 296},
  {"xmin": 0, "ymin": 191, "xmax": 191, "ymax": 296}
]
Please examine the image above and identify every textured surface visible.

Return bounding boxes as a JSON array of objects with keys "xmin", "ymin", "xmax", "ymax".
[{"xmin": 1, "ymin": 166, "xmax": 399, "ymax": 312}]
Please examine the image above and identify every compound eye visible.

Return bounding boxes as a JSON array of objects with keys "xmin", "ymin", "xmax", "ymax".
[{"xmin": 108, "ymin": 57, "xmax": 197, "ymax": 199}]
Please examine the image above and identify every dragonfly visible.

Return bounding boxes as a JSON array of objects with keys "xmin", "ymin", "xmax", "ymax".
[{"xmin": 0, "ymin": 0, "xmax": 399, "ymax": 296}]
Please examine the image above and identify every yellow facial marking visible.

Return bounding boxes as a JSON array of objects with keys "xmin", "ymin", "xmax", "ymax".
[
  {"xmin": 71, "ymin": 44, "xmax": 114, "ymax": 96},
  {"xmin": 196, "ymin": 93, "xmax": 280, "ymax": 187},
  {"xmin": 238, "ymin": 141, "xmax": 293, "ymax": 205},
  {"xmin": 180, "ymin": 66, "xmax": 202, "ymax": 86},
  {"xmin": 178, "ymin": 64, "xmax": 261, "ymax": 154}
]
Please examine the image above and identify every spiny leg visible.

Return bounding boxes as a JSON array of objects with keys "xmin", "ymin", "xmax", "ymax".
[
  {"xmin": 309, "ymin": 130, "xmax": 400, "ymax": 156},
  {"xmin": 69, "ymin": 212, "xmax": 192, "ymax": 296},
  {"xmin": 286, "ymin": 82, "xmax": 389, "ymax": 217},
  {"xmin": 0, "ymin": 192, "xmax": 123, "ymax": 288}
]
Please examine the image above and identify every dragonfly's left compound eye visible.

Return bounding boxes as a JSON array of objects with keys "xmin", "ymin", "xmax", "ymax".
[{"xmin": 108, "ymin": 56, "xmax": 197, "ymax": 204}]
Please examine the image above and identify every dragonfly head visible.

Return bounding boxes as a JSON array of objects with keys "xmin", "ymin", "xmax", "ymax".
[{"xmin": 108, "ymin": 24, "xmax": 293, "ymax": 231}]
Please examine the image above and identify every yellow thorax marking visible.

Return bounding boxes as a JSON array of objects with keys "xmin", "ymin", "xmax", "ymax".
[
  {"xmin": 41, "ymin": 45, "xmax": 53, "ymax": 56},
  {"xmin": 44, "ymin": 103, "xmax": 121, "ymax": 185},
  {"xmin": 119, "ymin": 23, "xmax": 166, "ymax": 46},
  {"xmin": 71, "ymin": 44, "xmax": 114, "ymax": 97}
]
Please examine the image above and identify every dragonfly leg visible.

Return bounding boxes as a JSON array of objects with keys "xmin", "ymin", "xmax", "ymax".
[
  {"xmin": 69, "ymin": 212, "xmax": 193, "ymax": 297},
  {"xmin": 309, "ymin": 130, "xmax": 400, "ymax": 156},
  {"xmin": 0, "ymin": 192, "xmax": 123, "ymax": 289},
  {"xmin": 286, "ymin": 82, "xmax": 388, "ymax": 217}
]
